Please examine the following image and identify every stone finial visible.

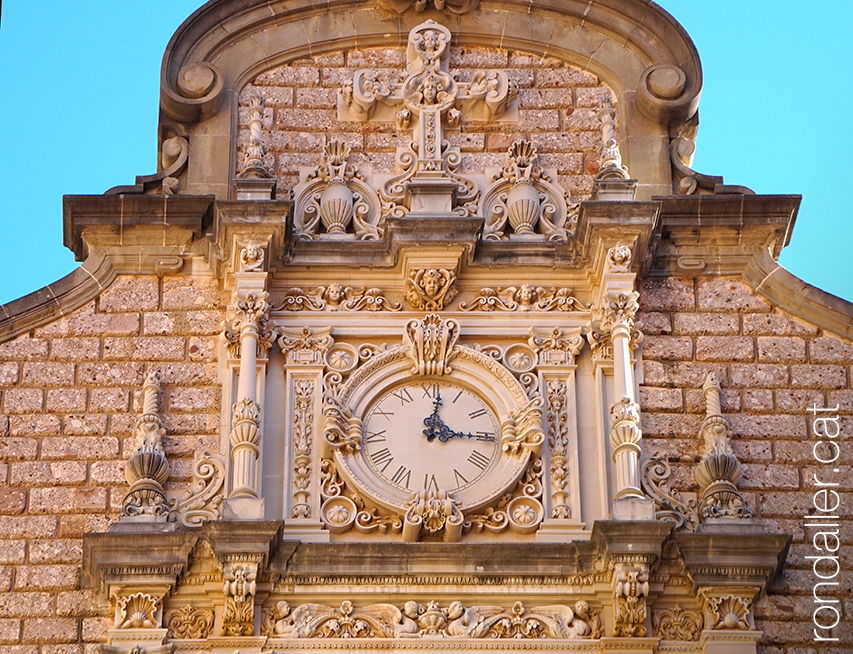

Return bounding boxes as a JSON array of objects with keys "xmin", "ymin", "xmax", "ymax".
[
  {"xmin": 694, "ymin": 373, "xmax": 751, "ymax": 520},
  {"xmin": 121, "ymin": 370, "xmax": 172, "ymax": 521},
  {"xmin": 238, "ymin": 94, "xmax": 272, "ymax": 179},
  {"xmin": 596, "ymin": 98, "xmax": 629, "ymax": 180}
]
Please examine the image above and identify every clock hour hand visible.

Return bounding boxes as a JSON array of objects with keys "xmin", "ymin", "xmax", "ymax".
[{"xmin": 423, "ymin": 391, "xmax": 496, "ymax": 443}]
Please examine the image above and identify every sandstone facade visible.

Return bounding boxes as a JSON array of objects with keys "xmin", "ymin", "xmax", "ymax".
[{"xmin": 0, "ymin": 1, "xmax": 850, "ymax": 653}]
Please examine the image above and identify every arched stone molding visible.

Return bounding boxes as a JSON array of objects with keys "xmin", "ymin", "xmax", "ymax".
[{"xmin": 158, "ymin": 0, "xmax": 703, "ymax": 200}]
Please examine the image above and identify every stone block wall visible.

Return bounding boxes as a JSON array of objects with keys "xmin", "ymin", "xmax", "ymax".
[
  {"xmin": 237, "ymin": 46, "xmax": 615, "ymax": 201},
  {"xmin": 0, "ymin": 275, "xmax": 225, "ymax": 650},
  {"xmin": 638, "ymin": 276, "xmax": 853, "ymax": 648}
]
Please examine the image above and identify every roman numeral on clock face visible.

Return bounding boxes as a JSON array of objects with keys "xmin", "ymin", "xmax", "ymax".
[
  {"xmin": 370, "ymin": 448, "xmax": 394, "ymax": 472},
  {"xmin": 453, "ymin": 469, "xmax": 469, "ymax": 486},
  {"xmin": 424, "ymin": 473, "xmax": 439, "ymax": 494},
  {"xmin": 391, "ymin": 388, "xmax": 414, "ymax": 404},
  {"xmin": 391, "ymin": 465, "xmax": 411, "ymax": 488},
  {"xmin": 420, "ymin": 383, "xmax": 439, "ymax": 399},
  {"xmin": 364, "ymin": 429, "xmax": 387, "ymax": 444},
  {"xmin": 468, "ymin": 449, "xmax": 491, "ymax": 470},
  {"xmin": 468, "ymin": 407, "xmax": 488, "ymax": 419}
]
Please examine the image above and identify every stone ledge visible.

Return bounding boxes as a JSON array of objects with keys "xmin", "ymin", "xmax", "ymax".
[{"xmin": 0, "ymin": 254, "xmax": 116, "ymax": 345}]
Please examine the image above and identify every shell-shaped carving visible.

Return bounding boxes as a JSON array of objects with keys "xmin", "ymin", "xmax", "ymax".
[
  {"xmin": 125, "ymin": 450, "xmax": 169, "ymax": 485},
  {"xmin": 695, "ymin": 450, "xmax": 741, "ymax": 488},
  {"xmin": 118, "ymin": 593, "xmax": 160, "ymax": 629},
  {"xmin": 506, "ymin": 183, "xmax": 540, "ymax": 233},
  {"xmin": 319, "ymin": 181, "xmax": 354, "ymax": 234},
  {"xmin": 508, "ymin": 140, "xmax": 537, "ymax": 166}
]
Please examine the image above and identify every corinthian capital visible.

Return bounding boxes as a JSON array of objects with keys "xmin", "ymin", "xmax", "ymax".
[{"xmin": 600, "ymin": 290, "xmax": 639, "ymax": 334}]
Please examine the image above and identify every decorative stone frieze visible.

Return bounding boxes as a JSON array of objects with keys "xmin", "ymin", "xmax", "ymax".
[
  {"xmin": 121, "ymin": 370, "xmax": 171, "ymax": 521},
  {"xmin": 292, "ymin": 140, "xmax": 383, "ymax": 241},
  {"xmin": 263, "ymin": 599, "xmax": 601, "ymax": 639},
  {"xmin": 695, "ymin": 372, "xmax": 750, "ymax": 520},
  {"xmin": 461, "ymin": 285, "xmax": 585, "ymax": 312},
  {"xmin": 291, "ymin": 379, "xmax": 316, "ymax": 519},
  {"xmin": 480, "ymin": 140, "xmax": 577, "ymax": 242},
  {"xmin": 545, "ymin": 380, "xmax": 571, "ymax": 519}
]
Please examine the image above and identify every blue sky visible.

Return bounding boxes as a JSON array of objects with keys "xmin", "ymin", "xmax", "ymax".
[{"xmin": 0, "ymin": 1, "xmax": 850, "ymax": 306}]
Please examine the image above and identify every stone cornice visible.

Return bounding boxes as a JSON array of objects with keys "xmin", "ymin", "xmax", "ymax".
[
  {"xmin": 744, "ymin": 247, "xmax": 853, "ymax": 340},
  {"xmin": 0, "ymin": 253, "xmax": 115, "ymax": 345}
]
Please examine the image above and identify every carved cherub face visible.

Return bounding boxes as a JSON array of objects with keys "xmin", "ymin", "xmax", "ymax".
[
  {"xmin": 421, "ymin": 75, "xmax": 439, "ymax": 104},
  {"xmin": 421, "ymin": 30, "xmax": 440, "ymax": 58},
  {"xmin": 324, "ymin": 283, "xmax": 344, "ymax": 304},
  {"xmin": 422, "ymin": 270, "xmax": 443, "ymax": 297},
  {"xmin": 517, "ymin": 284, "xmax": 536, "ymax": 305}
]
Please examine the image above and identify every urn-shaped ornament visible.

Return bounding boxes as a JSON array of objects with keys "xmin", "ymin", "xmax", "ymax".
[{"xmin": 319, "ymin": 179, "xmax": 354, "ymax": 234}]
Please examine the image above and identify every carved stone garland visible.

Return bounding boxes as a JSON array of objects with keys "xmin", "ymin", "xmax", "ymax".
[
  {"xmin": 292, "ymin": 140, "xmax": 383, "ymax": 241},
  {"xmin": 120, "ymin": 370, "xmax": 171, "ymax": 521},
  {"xmin": 339, "ymin": 20, "xmax": 517, "ymax": 218},
  {"xmin": 480, "ymin": 140, "xmax": 578, "ymax": 242},
  {"xmin": 291, "ymin": 379, "xmax": 315, "ymax": 519}
]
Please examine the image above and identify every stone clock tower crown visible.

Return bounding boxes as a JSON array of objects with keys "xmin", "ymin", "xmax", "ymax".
[{"xmin": 66, "ymin": 1, "xmax": 801, "ymax": 653}]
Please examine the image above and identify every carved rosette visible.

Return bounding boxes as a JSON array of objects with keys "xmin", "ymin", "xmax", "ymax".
[
  {"xmin": 115, "ymin": 592, "xmax": 162, "ymax": 629},
  {"xmin": 405, "ymin": 268, "xmax": 457, "ymax": 311},
  {"xmin": 292, "ymin": 140, "xmax": 383, "ymax": 241},
  {"xmin": 652, "ymin": 606, "xmax": 703, "ymax": 641},
  {"xmin": 613, "ymin": 568, "xmax": 649, "ymax": 637},
  {"xmin": 481, "ymin": 140, "xmax": 577, "ymax": 242},
  {"xmin": 695, "ymin": 373, "xmax": 750, "ymax": 520},
  {"xmin": 222, "ymin": 563, "xmax": 258, "ymax": 636},
  {"xmin": 121, "ymin": 371, "xmax": 171, "ymax": 520},
  {"xmin": 166, "ymin": 604, "xmax": 214, "ymax": 639}
]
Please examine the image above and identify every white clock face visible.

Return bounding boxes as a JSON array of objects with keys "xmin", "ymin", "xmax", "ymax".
[{"xmin": 362, "ymin": 381, "xmax": 500, "ymax": 494}]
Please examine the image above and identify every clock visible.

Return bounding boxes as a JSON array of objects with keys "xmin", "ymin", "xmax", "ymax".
[
  {"xmin": 362, "ymin": 381, "xmax": 500, "ymax": 495},
  {"xmin": 321, "ymin": 316, "xmax": 546, "ymax": 541}
]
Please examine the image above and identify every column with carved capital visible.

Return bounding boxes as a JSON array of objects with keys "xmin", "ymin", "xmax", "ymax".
[
  {"xmin": 595, "ymin": 243, "xmax": 654, "ymax": 520},
  {"xmin": 222, "ymin": 241, "xmax": 275, "ymax": 519}
]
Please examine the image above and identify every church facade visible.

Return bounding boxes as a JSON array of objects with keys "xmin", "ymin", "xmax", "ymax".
[{"xmin": 0, "ymin": 1, "xmax": 850, "ymax": 652}]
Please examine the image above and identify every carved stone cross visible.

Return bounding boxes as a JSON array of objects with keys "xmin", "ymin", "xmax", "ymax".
[{"xmin": 339, "ymin": 20, "xmax": 518, "ymax": 217}]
